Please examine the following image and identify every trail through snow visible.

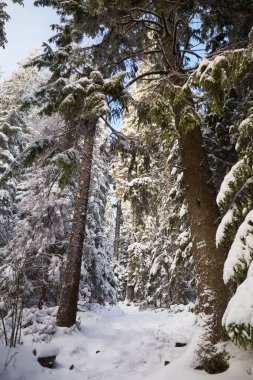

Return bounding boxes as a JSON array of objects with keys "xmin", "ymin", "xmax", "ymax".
[{"xmin": 0, "ymin": 303, "xmax": 252, "ymax": 380}]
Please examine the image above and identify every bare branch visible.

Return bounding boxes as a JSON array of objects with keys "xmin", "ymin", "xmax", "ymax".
[
  {"xmin": 112, "ymin": 45, "xmax": 160, "ymax": 65},
  {"xmin": 143, "ymin": 22, "xmax": 161, "ymax": 32},
  {"xmin": 118, "ymin": 16, "xmax": 162, "ymax": 31},
  {"xmin": 156, "ymin": 35, "xmax": 173, "ymax": 69},
  {"xmin": 127, "ymin": 70, "xmax": 169, "ymax": 87},
  {"xmin": 100, "ymin": 116, "xmax": 138, "ymax": 148},
  {"xmin": 182, "ymin": 49, "xmax": 202, "ymax": 59}
]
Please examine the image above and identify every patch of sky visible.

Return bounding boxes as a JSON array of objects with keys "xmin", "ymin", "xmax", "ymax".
[{"xmin": 0, "ymin": 0, "xmax": 59, "ymax": 80}]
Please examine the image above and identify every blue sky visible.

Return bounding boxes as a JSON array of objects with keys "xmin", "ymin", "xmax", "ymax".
[{"xmin": 0, "ymin": 0, "xmax": 58, "ymax": 79}]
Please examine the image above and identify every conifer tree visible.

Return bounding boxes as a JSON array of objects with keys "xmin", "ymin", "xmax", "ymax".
[
  {"xmin": 0, "ymin": 55, "xmax": 42, "ymax": 247},
  {"xmin": 0, "ymin": 72, "xmax": 117, "ymax": 325},
  {"xmin": 215, "ymin": 66, "xmax": 253, "ymax": 347},
  {"xmin": 24, "ymin": 64, "xmax": 126, "ymax": 326},
  {"xmin": 81, "ymin": 123, "xmax": 117, "ymax": 306}
]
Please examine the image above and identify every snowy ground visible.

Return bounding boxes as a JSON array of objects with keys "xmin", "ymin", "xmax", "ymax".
[{"xmin": 0, "ymin": 302, "xmax": 252, "ymax": 380}]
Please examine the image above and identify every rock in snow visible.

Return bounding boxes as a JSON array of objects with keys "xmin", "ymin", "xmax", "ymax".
[{"xmin": 34, "ymin": 344, "xmax": 59, "ymax": 368}]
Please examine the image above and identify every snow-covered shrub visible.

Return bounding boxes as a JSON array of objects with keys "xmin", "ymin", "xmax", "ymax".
[{"xmin": 22, "ymin": 307, "xmax": 57, "ymax": 343}]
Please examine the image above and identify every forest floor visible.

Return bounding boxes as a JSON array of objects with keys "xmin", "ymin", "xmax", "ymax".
[{"xmin": 0, "ymin": 302, "xmax": 252, "ymax": 380}]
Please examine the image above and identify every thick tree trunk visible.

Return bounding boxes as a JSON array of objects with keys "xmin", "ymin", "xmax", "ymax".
[
  {"xmin": 159, "ymin": 18, "xmax": 228, "ymax": 329},
  {"xmin": 56, "ymin": 122, "xmax": 97, "ymax": 327},
  {"xmin": 160, "ymin": 21, "xmax": 229, "ymax": 368},
  {"xmin": 176, "ymin": 108, "xmax": 229, "ymax": 370}
]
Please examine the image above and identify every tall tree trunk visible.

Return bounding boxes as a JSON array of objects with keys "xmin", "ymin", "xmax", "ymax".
[
  {"xmin": 159, "ymin": 19, "xmax": 229, "ymax": 368},
  {"xmin": 125, "ymin": 205, "xmax": 138, "ymax": 301},
  {"xmin": 57, "ymin": 122, "xmax": 97, "ymax": 327},
  {"xmin": 114, "ymin": 201, "xmax": 122, "ymax": 260},
  {"xmin": 175, "ymin": 107, "xmax": 229, "ymax": 371}
]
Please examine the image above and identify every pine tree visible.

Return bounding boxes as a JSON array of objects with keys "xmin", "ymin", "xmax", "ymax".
[
  {"xmin": 24, "ymin": 64, "xmax": 126, "ymax": 326},
  {"xmin": 81, "ymin": 123, "xmax": 117, "ymax": 307},
  {"xmin": 216, "ymin": 76, "xmax": 253, "ymax": 347},
  {"xmin": 0, "ymin": 56, "xmax": 51, "ymax": 346},
  {"xmin": 0, "ymin": 55, "xmax": 43, "ymax": 247},
  {"xmin": 0, "ymin": 84, "xmax": 117, "ymax": 327}
]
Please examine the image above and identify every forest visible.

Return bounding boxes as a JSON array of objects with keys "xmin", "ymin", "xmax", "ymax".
[{"xmin": 0, "ymin": 1, "xmax": 253, "ymax": 379}]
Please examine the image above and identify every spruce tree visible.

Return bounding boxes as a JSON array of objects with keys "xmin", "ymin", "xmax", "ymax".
[
  {"xmin": 24, "ymin": 65, "xmax": 126, "ymax": 326},
  {"xmin": 216, "ymin": 79, "xmax": 253, "ymax": 347}
]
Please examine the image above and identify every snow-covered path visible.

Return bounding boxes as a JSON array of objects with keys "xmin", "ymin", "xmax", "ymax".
[
  {"xmin": 0, "ymin": 303, "xmax": 195, "ymax": 380},
  {"xmin": 60, "ymin": 303, "xmax": 195, "ymax": 380},
  {"xmin": 1, "ymin": 303, "xmax": 253, "ymax": 380}
]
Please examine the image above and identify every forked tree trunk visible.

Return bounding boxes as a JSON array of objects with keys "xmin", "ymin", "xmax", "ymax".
[{"xmin": 57, "ymin": 122, "xmax": 97, "ymax": 327}]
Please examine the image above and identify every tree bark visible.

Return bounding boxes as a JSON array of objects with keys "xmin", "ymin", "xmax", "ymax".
[
  {"xmin": 56, "ymin": 122, "xmax": 97, "ymax": 327},
  {"xmin": 126, "ymin": 285, "xmax": 134, "ymax": 302},
  {"xmin": 158, "ymin": 15, "xmax": 229, "ymax": 367},
  {"xmin": 175, "ymin": 107, "xmax": 229, "ymax": 369}
]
